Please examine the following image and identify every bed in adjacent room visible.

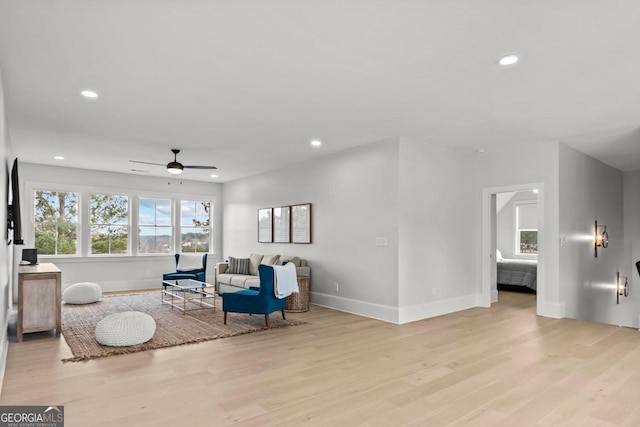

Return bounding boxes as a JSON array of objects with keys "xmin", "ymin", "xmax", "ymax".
[{"xmin": 496, "ymin": 251, "xmax": 537, "ymax": 293}]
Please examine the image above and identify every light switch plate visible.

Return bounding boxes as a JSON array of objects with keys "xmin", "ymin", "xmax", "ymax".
[{"xmin": 375, "ymin": 237, "xmax": 388, "ymax": 247}]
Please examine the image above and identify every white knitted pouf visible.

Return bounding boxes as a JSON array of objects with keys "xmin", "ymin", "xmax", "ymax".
[
  {"xmin": 63, "ymin": 282, "xmax": 103, "ymax": 304},
  {"xmin": 95, "ymin": 311, "xmax": 156, "ymax": 347}
]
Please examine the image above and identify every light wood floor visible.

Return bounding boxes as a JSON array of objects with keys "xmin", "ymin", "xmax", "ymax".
[{"xmin": 2, "ymin": 291, "xmax": 640, "ymax": 427}]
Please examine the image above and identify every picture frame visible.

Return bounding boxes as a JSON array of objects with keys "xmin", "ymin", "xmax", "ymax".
[
  {"xmin": 273, "ymin": 206, "xmax": 291, "ymax": 243},
  {"xmin": 258, "ymin": 208, "xmax": 273, "ymax": 243},
  {"xmin": 291, "ymin": 203, "xmax": 312, "ymax": 244}
]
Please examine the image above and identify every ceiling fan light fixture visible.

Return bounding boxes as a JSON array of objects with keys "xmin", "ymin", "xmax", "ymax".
[{"xmin": 167, "ymin": 162, "xmax": 184, "ymax": 175}]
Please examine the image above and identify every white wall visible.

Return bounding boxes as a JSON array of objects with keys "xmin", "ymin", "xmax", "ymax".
[
  {"xmin": 19, "ymin": 163, "xmax": 222, "ymax": 292},
  {"xmin": 559, "ymin": 144, "xmax": 626, "ymax": 325},
  {"xmin": 623, "ymin": 170, "xmax": 640, "ymax": 326},
  {"xmin": 0, "ymin": 69, "xmax": 14, "ymax": 391},
  {"xmin": 397, "ymin": 138, "xmax": 478, "ymax": 323},
  {"xmin": 222, "ymin": 137, "xmax": 485, "ymax": 324},
  {"xmin": 222, "ymin": 139, "xmax": 401, "ymax": 322},
  {"xmin": 476, "ymin": 141, "xmax": 561, "ymax": 317}
]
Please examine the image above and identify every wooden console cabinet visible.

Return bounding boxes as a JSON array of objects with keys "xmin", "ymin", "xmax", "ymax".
[{"xmin": 17, "ymin": 263, "xmax": 61, "ymax": 343}]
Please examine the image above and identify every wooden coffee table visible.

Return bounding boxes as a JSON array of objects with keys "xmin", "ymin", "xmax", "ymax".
[{"xmin": 162, "ymin": 278, "xmax": 215, "ymax": 314}]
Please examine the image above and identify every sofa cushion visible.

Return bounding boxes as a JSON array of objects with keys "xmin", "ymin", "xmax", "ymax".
[
  {"xmin": 278, "ymin": 255, "xmax": 302, "ymax": 267},
  {"xmin": 261, "ymin": 254, "xmax": 280, "ymax": 265},
  {"xmin": 228, "ymin": 257, "xmax": 250, "ymax": 274},
  {"xmin": 228, "ymin": 275, "xmax": 260, "ymax": 289},
  {"xmin": 248, "ymin": 254, "xmax": 264, "ymax": 276}
]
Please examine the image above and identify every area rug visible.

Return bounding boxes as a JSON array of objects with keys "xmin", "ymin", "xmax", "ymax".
[{"xmin": 61, "ymin": 292, "xmax": 305, "ymax": 362}]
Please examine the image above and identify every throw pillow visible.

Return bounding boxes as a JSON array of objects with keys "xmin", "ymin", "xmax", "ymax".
[
  {"xmin": 249, "ymin": 253, "xmax": 264, "ymax": 276},
  {"xmin": 278, "ymin": 255, "xmax": 302, "ymax": 267},
  {"xmin": 261, "ymin": 254, "xmax": 280, "ymax": 265},
  {"xmin": 228, "ymin": 257, "xmax": 250, "ymax": 275}
]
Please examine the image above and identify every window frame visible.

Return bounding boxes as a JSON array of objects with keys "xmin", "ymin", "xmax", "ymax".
[
  {"xmin": 32, "ymin": 188, "xmax": 81, "ymax": 257},
  {"xmin": 514, "ymin": 202, "xmax": 538, "ymax": 259},
  {"xmin": 138, "ymin": 196, "xmax": 173, "ymax": 255},
  {"xmin": 178, "ymin": 199, "xmax": 213, "ymax": 254},
  {"xmin": 26, "ymin": 180, "xmax": 216, "ymax": 260},
  {"xmin": 89, "ymin": 192, "xmax": 131, "ymax": 256}
]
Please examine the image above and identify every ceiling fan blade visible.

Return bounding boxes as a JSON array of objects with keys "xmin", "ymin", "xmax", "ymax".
[
  {"xmin": 129, "ymin": 160, "xmax": 165, "ymax": 166},
  {"xmin": 183, "ymin": 165, "xmax": 218, "ymax": 170}
]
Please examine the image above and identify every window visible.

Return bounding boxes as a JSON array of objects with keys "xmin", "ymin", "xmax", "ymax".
[
  {"xmin": 33, "ymin": 190, "xmax": 78, "ymax": 255},
  {"xmin": 180, "ymin": 200, "xmax": 211, "ymax": 253},
  {"xmin": 90, "ymin": 194, "xmax": 129, "ymax": 255},
  {"xmin": 516, "ymin": 203, "xmax": 537, "ymax": 255},
  {"xmin": 138, "ymin": 197, "xmax": 172, "ymax": 254}
]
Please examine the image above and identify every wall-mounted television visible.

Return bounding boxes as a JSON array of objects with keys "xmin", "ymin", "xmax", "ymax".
[{"xmin": 7, "ymin": 158, "xmax": 23, "ymax": 245}]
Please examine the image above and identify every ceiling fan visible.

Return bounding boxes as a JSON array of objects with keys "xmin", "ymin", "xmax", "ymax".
[{"xmin": 129, "ymin": 149, "xmax": 217, "ymax": 175}]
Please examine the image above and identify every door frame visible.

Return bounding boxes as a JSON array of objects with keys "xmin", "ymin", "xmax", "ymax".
[{"xmin": 481, "ymin": 182, "xmax": 545, "ymax": 316}]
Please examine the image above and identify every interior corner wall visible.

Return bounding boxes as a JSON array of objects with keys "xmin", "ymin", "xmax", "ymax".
[
  {"xmin": 623, "ymin": 170, "xmax": 640, "ymax": 326},
  {"xmin": 476, "ymin": 141, "xmax": 561, "ymax": 317},
  {"xmin": 0, "ymin": 69, "xmax": 14, "ymax": 393},
  {"xmin": 221, "ymin": 139, "xmax": 400, "ymax": 323},
  {"xmin": 559, "ymin": 143, "xmax": 627, "ymax": 326},
  {"xmin": 18, "ymin": 163, "xmax": 223, "ymax": 292},
  {"xmin": 397, "ymin": 138, "xmax": 478, "ymax": 324}
]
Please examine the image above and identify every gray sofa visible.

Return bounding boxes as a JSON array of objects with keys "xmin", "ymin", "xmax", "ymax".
[{"xmin": 216, "ymin": 253, "xmax": 310, "ymax": 294}]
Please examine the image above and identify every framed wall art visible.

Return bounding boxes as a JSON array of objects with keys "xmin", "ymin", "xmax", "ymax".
[
  {"xmin": 273, "ymin": 206, "xmax": 291, "ymax": 243},
  {"xmin": 291, "ymin": 203, "xmax": 312, "ymax": 244}
]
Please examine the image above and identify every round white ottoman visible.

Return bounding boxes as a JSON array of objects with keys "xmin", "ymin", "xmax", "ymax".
[
  {"xmin": 63, "ymin": 282, "xmax": 103, "ymax": 304},
  {"xmin": 95, "ymin": 311, "xmax": 156, "ymax": 347}
]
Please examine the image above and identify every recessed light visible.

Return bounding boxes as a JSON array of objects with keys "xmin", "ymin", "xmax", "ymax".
[
  {"xmin": 81, "ymin": 90, "xmax": 98, "ymax": 99},
  {"xmin": 310, "ymin": 139, "xmax": 322, "ymax": 147},
  {"xmin": 499, "ymin": 54, "xmax": 519, "ymax": 66},
  {"xmin": 54, "ymin": 156, "xmax": 64, "ymax": 160},
  {"xmin": 533, "ymin": 189, "xmax": 539, "ymax": 194},
  {"xmin": 210, "ymin": 174, "xmax": 218, "ymax": 178},
  {"xmin": 476, "ymin": 148, "xmax": 486, "ymax": 154}
]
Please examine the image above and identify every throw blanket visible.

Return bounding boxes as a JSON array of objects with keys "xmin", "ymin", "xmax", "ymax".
[
  {"xmin": 177, "ymin": 254, "xmax": 203, "ymax": 271},
  {"xmin": 272, "ymin": 263, "xmax": 299, "ymax": 299}
]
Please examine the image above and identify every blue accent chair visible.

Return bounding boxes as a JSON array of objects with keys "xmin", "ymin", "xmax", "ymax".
[
  {"xmin": 162, "ymin": 253, "xmax": 208, "ymax": 282},
  {"xmin": 222, "ymin": 264, "xmax": 287, "ymax": 327}
]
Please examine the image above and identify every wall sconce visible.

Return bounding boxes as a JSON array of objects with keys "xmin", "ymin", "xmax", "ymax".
[
  {"xmin": 594, "ymin": 220, "xmax": 608, "ymax": 257},
  {"xmin": 616, "ymin": 271, "xmax": 629, "ymax": 304}
]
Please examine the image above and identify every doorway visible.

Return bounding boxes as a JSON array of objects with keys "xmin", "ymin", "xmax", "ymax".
[{"xmin": 481, "ymin": 183, "xmax": 545, "ymax": 316}]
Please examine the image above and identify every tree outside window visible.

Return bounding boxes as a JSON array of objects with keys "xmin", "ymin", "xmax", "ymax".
[
  {"xmin": 181, "ymin": 200, "xmax": 211, "ymax": 253},
  {"xmin": 90, "ymin": 194, "xmax": 129, "ymax": 255},
  {"xmin": 516, "ymin": 203, "xmax": 538, "ymax": 255},
  {"xmin": 139, "ymin": 197, "xmax": 172, "ymax": 254},
  {"xmin": 34, "ymin": 190, "xmax": 78, "ymax": 255},
  {"xmin": 519, "ymin": 230, "xmax": 538, "ymax": 254}
]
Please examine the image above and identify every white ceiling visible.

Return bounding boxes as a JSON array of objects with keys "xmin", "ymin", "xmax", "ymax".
[{"xmin": 1, "ymin": 1, "xmax": 639, "ymax": 183}]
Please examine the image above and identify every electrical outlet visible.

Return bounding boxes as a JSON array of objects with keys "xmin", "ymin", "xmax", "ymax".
[{"xmin": 334, "ymin": 282, "xmax": 339, "ymax": 293}]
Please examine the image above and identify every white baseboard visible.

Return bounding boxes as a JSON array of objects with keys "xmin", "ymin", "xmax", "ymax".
[
  {"xmin": 311, "ymin": 292, "xmax": 479, "ymax": 325},
  {"xmin": 310, "ymin": 292, "xmax": 399, "ymax": 323},
  {"xmin": 70, "ymin": 278, "xmax": 161, "ymax": 293},
  {"xmin": 0, "ymin": 310, "xmax": 10, "ymax": 398},
  {"xmin": 542, "ymin": 301, "xmax": 565, "ymax": 319},
  {"xmin": 398, "ymin": 294, "xmax": 478, "ymax": 324},
  {"xmin": 491, "ymin": 289, "xmax": 498, "ymax": 303}
]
